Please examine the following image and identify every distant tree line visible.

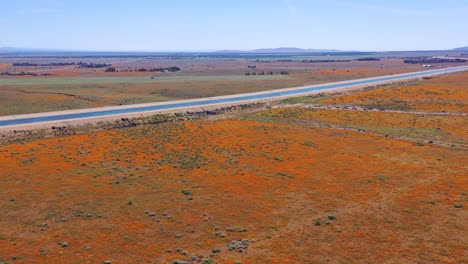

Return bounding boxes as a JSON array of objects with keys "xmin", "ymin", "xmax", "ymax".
[
  {"xmin": 245, "ymin": 71, "xmax": 288, "ymax": 75},
  {"xmin": 356, "ymin": 57, "xmax": 380, "ymax": 61},
  {"xmin": 253, "ymin": 58, "xmax": 380, "ymax": 64},
  {"xmin": 12, "ymin": 62, "xmax": 76, "ymax": 66},
  {"xmin": 104, "ymin": 67, "xmax": 117, "ymax": 72},
  {"xmin": 77, "ymin": 62, "xmax": 112, "ymax": 68},
  {"xmin": 1, "ymin": 71, "xmax": 53, "ymax": 76},
  {"xmin": 12, "ymin": 61, "xmax": 114, "ymax": 68},
  {"xmin": 141, "ymin": 66, "xmax": 181, "ymax": 72},
  {"xmin": 301, "ymin": 60, "xmax": 351, "ymax": 63},
  {"xmin": 404, "ymin": 58, "xmax": 467, "ymax": 64},
  {"xmin": 105, "ymin": 66, "xmax": 181, "ymax": 73}
]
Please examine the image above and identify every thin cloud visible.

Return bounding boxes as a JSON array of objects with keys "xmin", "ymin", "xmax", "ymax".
[{"xmin": 284, "ymin": 0, "xmax": 297, "ymax": 15}]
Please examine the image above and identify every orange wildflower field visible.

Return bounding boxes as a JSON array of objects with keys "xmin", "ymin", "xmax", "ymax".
[
  {"xmin": 322, "ymin": 71, "xmax": 468, "ymax": 113},
  {"xmin": 0, "ymin": 72, "xmax": 467, "ymax": 263}
]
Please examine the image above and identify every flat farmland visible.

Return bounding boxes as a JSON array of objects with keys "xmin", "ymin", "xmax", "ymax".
[{"xmin": 0, "ymin": 56, "xmax": 454, "ymax": 116}]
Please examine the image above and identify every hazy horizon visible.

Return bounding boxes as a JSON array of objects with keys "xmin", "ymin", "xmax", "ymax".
[
  {"xmin": 2, "ymin": 0, "xmax": 468, "ymax": 52},
  {"xmin": 1, "ymin": 46, "xmax": 466, "ymax": 53}
]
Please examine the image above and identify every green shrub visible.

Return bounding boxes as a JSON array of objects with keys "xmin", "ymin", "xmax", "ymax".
[{"xmin": 181, "ymin": 189, "xmax": 192, "ymax": 196}]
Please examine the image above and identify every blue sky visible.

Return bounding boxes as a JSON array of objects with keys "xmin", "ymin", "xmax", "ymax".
[{"xmin": 1, "ymin": 0, "xmax": 467, "ymax": 51}]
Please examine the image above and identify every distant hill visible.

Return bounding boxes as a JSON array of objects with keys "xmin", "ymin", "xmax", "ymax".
[
  {"xmin": 0, "ymin": 47, "xmax": 24, "ymax": 52},
  {"xmin": 216, "ymin": 47, "xmax": 343, "ymax": 53},
  {"xmin": 0, "ymin": 47, "xmax": 65, "ymax": 53},
  {"xmin": 452, "ymin": 46, "xmax": 468, "ymax": 51},
  {"xmin": 1, "ymin": 46, "xmax": 345, "ymax": 55},
  {"xmin": 2, "ymin": 46, "xmax": 343, "ymax": 54}
]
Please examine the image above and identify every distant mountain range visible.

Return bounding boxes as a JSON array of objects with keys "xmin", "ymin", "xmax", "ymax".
[
  {"xmin": 452, "ymin": 46, "xmax": 468, "ymax": 51},
  {"xmin": 0, "ymin": 47, "xmax": 66, "ymax": 53},
  {"xmin": 0, "ymin": 46, "xmax": 345, "ymax": 54},
  {"xmin": 216, "ymin": 47, "xmax": 343, "ymax": 53},
  {"xmin": 0, "ymin": 47, "xmax": 29, "ymax": 52},
  {"xmin": 1, "ymin": 46, "xmax": 467, "ymax": 54}
]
